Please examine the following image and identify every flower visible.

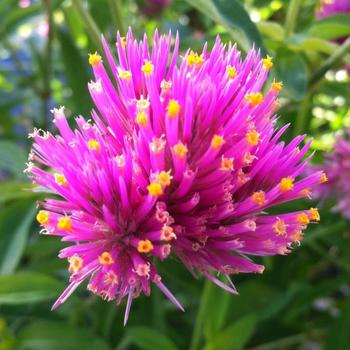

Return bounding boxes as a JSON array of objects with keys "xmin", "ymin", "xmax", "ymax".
[
  {"xmin": 316, "ymin": 0, "xmax": 350, "ymax": 19},
  {"xmin": 312, "ymin": 130, "xmax": 350, "ymax": 218},
  {"xmin": 27, "ymin": 29, "xmax": 324, "ymax": 324}
]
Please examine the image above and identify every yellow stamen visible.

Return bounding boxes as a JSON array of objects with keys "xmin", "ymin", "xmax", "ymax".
[
  {"xmin": 160, "ymin": 226, "xmax": 176, "ymax": 241},
  {"xmin": 309, "ymin": 208, "xmax": 320, "ymax": 221},
  {"xmin": 211, "ymin": 135, "xmax": 225, "ymax": 150},
  {"xmin": 57, "ymin": 216, "xmax": 72, "ymax": 231},
  {"xmin": 166, "ymin": 99, "xmax": 180, "ymax": 118},
  {"xmin": 137, "ymin": 239, "xmax": 154, "ymax": 253},
  {"xmin": 54, "ymin": 173, "xmax": 67, "ymax": 187},
  {"xmin": 296, "ymin": 213, "xmax": 310, "ymax": 224},
  {"xmin": 116, "ymin": 37, "xmax": 126, "ymax": 48},
  {"xmin": 147, "ymin": 182, "xmax": 163, "ymax": 196},
  {"xmin": 273, "ymin": 219, "xmax": 287, "ymax": 236},
  {"xmin": 36, "ymin": 210, "xmax": 49, "ymax": 225},
  {"xmin": 136, "ymin": 112, "xmax": 147, "ymax": 127},
  {"xmin": 88, "ymin": 52, "xmax": 102, "ymax": 66},
  {"xmin": 99, "ymin": 252, "xmax": 114, "ymax": 265},
  {"xmin": 246, "ymin": 92, "xmax": 263, "ymax": 106},
  {"xmin": 173, "ymin": 142, "xmax": 188, "ymax": 158},
  {"xmin": 252, "ymin": 191, "xmax": 266, "ymax": 206},
  {"xmin": 320, "ymin": 173, "xmax": 328, "ymax": 183},
  {"xmin": 141, "ymin": 60, "xmax": 154, "ymax": 76},
  {"xmin": 220, "ymin": 157, "xmax": 234, "ymax": 171},
  {"xmin": 68, "ymin": 255, "xmax": 83, "ymax": 273},
  {"xmin": 157, "ymin": 171, "xmax": 172, "ymax": 187},
  {"xmin": 186, "ymin": 50, "xmax": 204, "ymax": 67},
  {"xmin": 246, "ymin": 130, "xmax": 260, "ymax": 146},
  {"xmin": 88, "ymin": 139, "xmax": 100, "ymax": 151},
  {"xmin": 272, "ymin": 81, "xmax": 283, "ymax": 91},
  {"xmin": 280, "ymin": 177, "xmax": 294, "ymax": 192},
  {"xmin": 226, "ymin": 65, "xmax": 237, "ymax": 79},
  {"xmin": 262, "ymin": 55, "xmax": 273, "ymax": 69},
  {"xmin": 118, "ymin": 70, "xmax": 132, "ymax": 80}
]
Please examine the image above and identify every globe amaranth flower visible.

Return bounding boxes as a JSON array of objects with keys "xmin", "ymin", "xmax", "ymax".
[
  {"xmin": 316, "ymin": 0, "xmax": 350, "ymax": 19},
  {"xmin": 26, "ymin": 29, "xmax": 326, "ymax": 324},
  {"xmin": 312, "ymin": 130, "xmax": 350, "ymax": 218}
]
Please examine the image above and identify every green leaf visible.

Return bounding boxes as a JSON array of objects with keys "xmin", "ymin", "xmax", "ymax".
[
  {"xmin": 257, "ymin": 21, "xmax": 284, "ymax": 42},
  {"xmin": 0, "ymin": 201, "xmax": 36, "ymax": 274},
  {"xmin": 0, "ymin": 272, "xmax": 63, "ymax": 305},
  {"xmin": 18, "ymin": 321, "xmax": 111, "ymax": 350},
  {"xmin": 325, "ymin": 299, "xmax": 350, "ymax": 350},
  {"xmin": 0, "ymin": 181, "xmax": 38, "ymax": 204},
  {"xmin": 185, "ymin": 0, "xmax": 265, "ymax": 53},
  {"xmin": 309, "ymin": 14, "xmax": 350, "ymax": 41},
  {"xmin": 274, "ymin": 48, "xmax": 308, "ymax": 101},
  {"xmin": 126, "ymin": 326, "xmax": 179, "ymax": 350},
  {"xmin": 203, "ymin": 282, "xmax": 231, "ymax": 342},
  {"xmin": 203, "ymin": 314, "xmax": 256, "ymax": 350},
  {"xmin": 0, "ymin": 141, "xmax": 27, "ymax": 179},
  {"xmin": 56, "ymin": 27, "xmax": 92, "ymax": 116}
]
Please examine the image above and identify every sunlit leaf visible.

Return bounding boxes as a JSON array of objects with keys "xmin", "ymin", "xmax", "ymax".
[{"xmin": 185, "ymin": 0, "xmax": 265, "ymax": 53}]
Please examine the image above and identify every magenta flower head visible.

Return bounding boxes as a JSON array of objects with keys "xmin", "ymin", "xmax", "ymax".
[
  {"xmin": 313, "ymin": 130, "xmax": 350, "ymax": 218},
  {"xmin": 26, "ymin": 29, "xmax": 326, "ymax": 324},
  {"xmin": 316, "ymin": 0, "xmax": 350, "ymax": 19}
]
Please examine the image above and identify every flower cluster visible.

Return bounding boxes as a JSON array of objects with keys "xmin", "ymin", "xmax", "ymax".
[
  {"xmin": 313, "ymin": 130, "xmax": 350, "ymax": 218},
  {"xmin": 27, "ymin": 29, "xmax": 325, "ymax": 323}
]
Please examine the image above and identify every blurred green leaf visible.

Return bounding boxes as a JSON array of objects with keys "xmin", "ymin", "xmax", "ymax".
[
  {"xmin": 56, "ymin": 27, "xmax": 92, "ymax": 116},
  {"xmin": 0, "ymin": 200, "xmax": 35, "ymax": 274},
  {"xmin": 18, "ymin": 321, "xmax": 111, "ymax": 350},
  {"xmin": 0, "ymin": 272, "xmax": 63, "ymax": 305},
  {"xmin": 185, "ymin": 0, "xmax": 265, "ymax": 53},
  {"xmin": 203, "ymin": 314, "xmax": 256, "ymax": 350},
  {"xmin": 275, "ymin": 48, "xmax": 308, "ymax": 100},
  {"xmin": 203, "ymin": 283, "xmax": 231, "ymax": 342},
  {"xmin": 257, "ymin": 21, "xmax": 284, "ymax": 42},
  {"xmin": 0, "ymin": 141, "xmax": 27, "ymax": 179},
  {"xmin": 126, "ymin": 326, "xmax": 179, "ymax": 350},
  {"xmin": 325, "ymin": 298, "xmax": 350, "ymax": 350},
  {"xmin": 0, "ymin": 181, "xmax": 37, "ymax": 204},
  {"xmin": 309, "ymin": 14, "xmax": 350, "ymax": 40}
]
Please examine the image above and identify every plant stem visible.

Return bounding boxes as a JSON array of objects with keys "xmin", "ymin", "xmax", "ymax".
[
  {"xmin": 309, "ymin": 37, "xmax": 350, "ymax": 88},
  {"xmin": 107, "ymin": 0, "xmax": 124, "ymax": 33},
  {"xmin": 189, "ymin": 280, "xmax": 213, "ymax": 350},
  {"xmin": 42, "ymin": 0, "xmax": 53, "ymax": 131},
  {"xmin": 284, "ymin": 0, "xmax": 302, "ymax": 38},
  {"xmin": 292, "ymin": 91, "xmax": 311, "ymax": 137},
  {"xmin": 71, "ymin": 0, "xmax": 102, "ymax": 51}
]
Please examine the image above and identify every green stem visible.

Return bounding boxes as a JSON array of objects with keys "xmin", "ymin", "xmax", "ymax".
[
  {"xmin": 189, "ymin": 280, "xmax": 213, "ymax": 350},
  {"xmin": 42, "ymin": 0, "xmax": 53, "ymax": 131},
  {"xmin": 284, "ymin": 0, "xmax": 302, "ymax": 38},
  {"xmin": 309, "ymin": 37, "xmax": 350, "ymax": 88},
  {"xmin": 107, "ymin": 0, "xmax": 124, "ymax": 33},
  {"xmin": 71, "ymin": 0, "xmax": 102, "ymax": 51},
  {"xmin": 292, "ymin": 91, "xmax": 311, "ymax": 137}
]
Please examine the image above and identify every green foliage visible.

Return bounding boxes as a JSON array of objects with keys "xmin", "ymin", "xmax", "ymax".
[{"xmin": 0, "ymin": 0, "xmax": 349, "ymax": 349}]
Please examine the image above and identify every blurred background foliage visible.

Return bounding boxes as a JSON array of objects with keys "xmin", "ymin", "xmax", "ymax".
[{"xmin": 0, "ymin": 0, "xmax": 350, "ymax": 349}]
